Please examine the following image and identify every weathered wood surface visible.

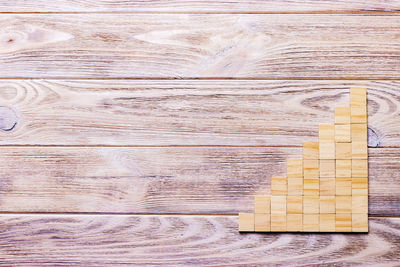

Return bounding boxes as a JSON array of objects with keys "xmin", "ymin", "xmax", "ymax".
[
  {"xmin": 0, "ymin": 215, "xmax": 399, "ymax": 266},
  {"xmin": 1, "ymin": 15, "xmax": 400, "ymax": 79},
  {"xmin": 0, "ymin": 80, "xmax": 397, "ymax": 146},
  {"xmin": 2, "ymin": 0, "xmax": 400, "ymax": 13},
  {"xmin": 0, "ymin": 146, "xmax": 398, "ymax": 216}
]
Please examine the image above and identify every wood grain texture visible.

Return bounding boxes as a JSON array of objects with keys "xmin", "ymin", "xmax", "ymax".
[
  {"xmin": 0, "ymin": 80, "xmax": 397, "ymax": 146},
  {"xmin": 2, "ymin": 0, "xmax": 400, "ymax": 13},
  {"xmin": 0, "ymin": 215, "xmax": 399, "ymax": 266},
  {"xmin": 0, "ymin": 146, "xmax": 398, "ymax": 216},
  {"xmin": 1, "ymin": 15, "xmax": 400, "ymax": 79}
]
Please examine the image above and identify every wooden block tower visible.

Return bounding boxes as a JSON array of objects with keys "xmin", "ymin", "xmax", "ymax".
[{"xmin": 239, "ymin": 88, "xmax": 368, "ymax": 232}]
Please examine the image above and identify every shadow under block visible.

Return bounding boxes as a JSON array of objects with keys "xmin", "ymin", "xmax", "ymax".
[
  {"xmin": 320, "ymin": 196, "xmax": 335, "ymax": 213},
  {"xmin": 303, "ymin": 214, "xmax": 319, "ymax": 232},
  {"xmin": 352, "ymin": 159, "xmax": 368, "ymax": 177},
  {"xmin": 238, "ymin": 213, "xmax": 255, "ymax": 232},
  {"xmin": 271, "ymin": 195, "xmax": 286, "ymax": 214},
  {"xmin": 319, "ymin": 124, "xmax": 335, "ymax": 159},
  {"xmin": 352, "ymin": 213, "xmax": 368, "ymax": 232},
  {"xmin": 335, "ymin": 124, "xmax": 351, "ymax": 143},
  {"xmin": 303, "ymin": 141, "xmax": 319, "ymax": 160},
  {"xmin": 350, "ymin": 88, "xmax": 367, "ymax": 123},
  {"xmin": 319, "ymin": 160, "xmax": 335, "ymax": 178},
  {"xmin": 303, "ymin": 160, "xmax": 319, "ymax": 179},
  {"xmin": 255, "ymin": 214, "xmax": 270, "ymax": 232},
  {"xmin": 352, "ymin": 196, "xmax": 368, "ymax": 213},
  {"xmin": 271, "ymin": 176, "xmax": 287, "ymax": 195},
  {"xmin": 303, "ymin": 196, "xmax": 319, "ymax": 213},
  {"xmin": 271, "ymin": 214, "xmax": 286, "ymax": 232},
  {"xmin": 320, "ymin": 214, "xmax": 335, "ymax": 232},
  {"xmin": 336, "ymin": 214, "xmax": 352, "ymax": 232},
  {"xmin": 287, "ymin": 159, "xmax": 303, "ymax": 178},
  {"xmin": 336, "ymin": 159, "xmax": 351, "ymax": 178},
  {"xmin": 287, "ymin": 196, "xmax": 303, "ymax": 214},
  {"xmin": 336, "ymin": 178, "xmax": 352, "ymax": 196},
  {"xmin": 335, "ymin": 143, "xmax": 351, "ymax": 159},
  {"xmin": 320, "ymin": 178, "xmax": 335, "ymax": 196},
  {"xmin": 288, "ymin": 178, "xmax": 303, "ymax": 195},
  {"xmin": 255, "ymin": 195, "xmax": 270, "ymax": 214},
  {"xmin": 287, "ymin": 214, "xmax": 302, "ymax": 232},
  {"xmin": 335, "ymin": 107, "xmax": 351, "ymax": 125},
  {"xmin": 352, "ymin": 178, "xmax": 368, "ymax": 196},
  {"xmin": 336, "ymin": 196, "xmax": 352, "ymax": 213}
]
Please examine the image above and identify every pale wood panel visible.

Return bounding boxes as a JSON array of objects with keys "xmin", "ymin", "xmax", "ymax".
[
  {"xmin": 0, "ymin": 215, "xmax": 399, "ymax": 266},
  {"xmin": 0, "ymin": 147, "xmax": 398, "ymax": 216},
  {"xmin": 0, "ymin": 80, "xmax": 398, "ymax": 146},
  {"xmin": 1, "ymin": 15, "xmax": 400, "ymax": 79}
]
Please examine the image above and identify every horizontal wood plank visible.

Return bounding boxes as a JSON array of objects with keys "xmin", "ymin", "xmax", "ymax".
[
  {"xmin": 1, "ymin": 15, "xmax": 400, "ymax": 79},
  {"xmin": 0, "ymin": 146, "xmax": 398, "ymax": 216},
  {"xmin": 0, "ymin": 215, "xmax": 399, "ymax": 266},
  {"xmin": 0, "ymin": 80, "xmax": 398, "ymax": 146}
]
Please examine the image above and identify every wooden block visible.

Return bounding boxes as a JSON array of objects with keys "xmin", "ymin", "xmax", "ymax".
[
  {"xmin": 335, "ymin": 124, "xmax": 351, "ymax": 143},
  {"xmin": 255, "ymin": 213, "xmax": 270, "ymax": 232},
  {"xmin": 336, "ymin": 196, "xmax": 352, "ymax": 213},
  {"xmin": 303, "ymin": 141, "xmax": 319, "ymax": 160},
  {"xmin": 303, "ymin": 160, "xmax": 319, "ymax": 179},
  {"xmin": 352, "ymin": 141, "xmax": 368, "ymax": 159},
  {"xmin": 335, "ymin": 107, "xmax": 351, "ymax": 124},
  {"xmin": 271, "ymin": 214, "xmax": 286, "ymax": 232},
  {"xmin": 287, "ymin": 159, "xmax": 303, "ymax": 178},
  {"xmin": 238, "ymin": 213, "xmax": 254, "ymax": 232},
  {"xmin": 303, "ymin": 196, "xmax": 319, "ymax": 213},
  {"xmin": 351, "ymin": 106, "xmax": 367, "ymax": 124},
  {"xmin": 320, "ymin": 178, "xmax": 335, "ymax": 196},
  {"xmin": 336, "ymin": 214, "xmax": 352, "ymax": 232},
  {"xmin": 352, "ymin": 195, "xmax": 368, "ymax": 213},
  {"xmin": 288, "ymin": 178, "xmax": 303, "ymax": 196},
  {"xmin": 287, "ymin": 195, "xmax": 303, "ymax": 214},
  {"xmin": 320, "ymin": 214, "xmax": 335, "ymax": 232},
  {"xmin": 319, "ymin": 141, "xmax": 335, "ymax": 159},
  {"xmin": 350, "ymin": 88, "xmax": 367, "ymax": 123},
  {"xmin": 352, "ymin": 159, "xmax": 368, "ymax": 177},
  {"xmin": 254, "ymin": 195, "xmax": 270, "ymax": 214},
  {"xmin": 319, "ymin": 124, "xmax": 335, "ymax": 141},
  {"xmin": 336, "ymin": 159, "xmax": 351, "ymax": 178},
  {"xmin": 303, "ymin": 179, "xmax": 319, "ymax": 196},
  {"xmin": 335, "ymin": 142, "xmax": 351, "ymax": 159},
  {"xmin": 303, "ymin": 214, "xmax": 319, "ymax": 232},
  {"xmin": 287, "ymin": 214, "xmax": 302, "ymax": 232},
  {"xmin": 336, "ymin": 178, "xmax": 352, "ymax": 196},
  {"xmin": 352, "ymin": 178, "xmax": 368, "ymax": 196},
  {"xmin": 271, "ymin": 195, "xmax": 286, "ymax": 214},
  {"xmin": 351, "ymin": 123, "xmax": 367, "ymax": 141},
  {"xmin": 319, "ymin": 160, "xmax": 335, "ymax": 178},
  {"xmin": 320, "ymin": 196, "xmax": 335, "ymax": 214},
  {"xmin": 271, "ymin": 176, "xmax": 287, "ymax": 195},
  {"xmin": 352, "ymin": 213, "xmax": 368, "ymax": 232}
]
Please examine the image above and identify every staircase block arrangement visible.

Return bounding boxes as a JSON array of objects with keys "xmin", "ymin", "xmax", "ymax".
[{"xmin": 239, "ymin": 88, "xmax": 368, "ymax": 233}]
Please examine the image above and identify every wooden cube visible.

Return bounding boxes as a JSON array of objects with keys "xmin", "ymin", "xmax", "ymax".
[
  {"xmin": 319, "ymin": 141, "xmax": 335, "ymax": 159},
  {"xmin": 335, "ymin": 142, "xmax": 352, "ymax": 159},
  {"xmin": 287, "ymin": 159, "xmax": 303, "ymax": 178},
  {"xmin": 254, "ymin": 195, "xmax": 270, "ymax": 214},
  {"xmin": 319, "ymin": 124, "xmax": 335, "ymax": 141},
  {"xmin": 303, "ymin": 141, "xmax": 319, "ymax": 160},
  {"xmin": 352, "ymin": 141, "xmax": 368, "ymax": 159},
  {"xmin": 336, "ymin": 196, "xmax": 352, "ymax": 213},
  {"xmin": 335, "ymin": 124, "xmax": 351, "ymax": 143},
  {"xmin": 352, "ymin": 178, "xmax": 368, "ymax": 196},
  {"xmin": 287, "ymin": 196, "xmax": 303, "ymax": 214},
  {"xmin": 304, "ymin": 179, "xmax": 319, "ymax": 196},
  {"xmin": 352, "ymin": 196, "xmax": 368, "ymax": 213},
  {"xmin": 320, "ymin": 196, "xmax": 335, "ymax": 214},
  {"xmin": 303, "ymin": 196, "xmax": 319, "ymax": 213},
  {"xmin": 271, "ymin": 195, "xmax": 286, "ymax": 214},
  {"xmin": 271, "ymin": 214, "xmax": 286, "ymax": 232},
  {"xmin": 350, "ymin": 88, "xmax": 367, "ymax": 123},
  {"xmin": 320, "ymin": 178, "xmax": 335, "ymax": 196},
  {"xmin": 335, "ymin": 214, "xmax": 352, "ymax": 232},
  {"xmin": 320, "ymin": 214, "xmax": 335, "ymax": 232},
  {"xmin": 303, "ymin": 214, "xmax": 319, "ymax": 232},
  {"xmin": 336, "ymin": 178, "xmax": 352, "ymax": 196},
  {"xmin": 336, "ymin": 159, "xmax": 351, "ymax": 178},
  {"xmin": 287, "ymin": 214, "xmax": 302, "ymax": 232},
  {"xmin": 335, "ymin": 107, "xmax": 351, "ymax": 124},
  {"xmin": 271, "ymin": 176, "xmax": 287, "ymax": 195},
  {"xmin": 351, "ymin": 106, "xmax": 367, "ymax": 124},
  {"xmin": 351, "ymin": 124, "xmax": 367, "ymax": 141},
  {"xmin": 352, "ymin": 159, "xmax": 368, "ymax": 177},
  {"xmin": 303, "ymin": 160, "xmax": 319, "ymax": 179},
  {"xmin": 319, "ymin": 160, "xmax": 335, "ymax": 178},
  {"xmin": 238, "ymin": 213, "xmax": 254, "ymax": 232},
  {"xmin": 352, "ymin": 213, "xmax": 368, "ymax": 232},
  {"xmin": 255, "ymin": 213, "xmax": 270, "ymax": 232},
  {"xmin": 288, "ymin": 178, "xmax": 303, "ymax": 195}
]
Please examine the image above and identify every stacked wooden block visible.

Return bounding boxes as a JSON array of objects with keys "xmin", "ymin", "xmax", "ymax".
[{"xmin": 239, "ymin": 88, "xmax": 368, "ymax": 232}]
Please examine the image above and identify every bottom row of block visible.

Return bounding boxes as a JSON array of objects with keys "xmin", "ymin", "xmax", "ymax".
[{"xmin": 239, "ymin": 213, "xmax": 368, "ymax": 232}]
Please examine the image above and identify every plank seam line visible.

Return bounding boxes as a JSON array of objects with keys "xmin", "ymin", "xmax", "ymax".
[{"xmin": 0, "ymin": 145, "xmax": 390, "ymax": 148}]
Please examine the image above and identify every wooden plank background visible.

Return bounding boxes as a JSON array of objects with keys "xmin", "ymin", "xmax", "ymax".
[{"xmin": 1, "ymin": 1, "xmax": 400, "ymax": 265}]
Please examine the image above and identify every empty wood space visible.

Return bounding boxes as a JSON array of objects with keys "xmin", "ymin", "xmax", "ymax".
[{"xmin": 0, "ymin": 1, "xmax": 399, "ymax": 265}]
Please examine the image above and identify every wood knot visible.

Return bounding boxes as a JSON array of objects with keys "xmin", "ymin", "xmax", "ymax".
[
  {"xmin": 368, "ymin": 127, "xmax": 381, "ymax": 147},
  {"xmin": 0, "ymin": 106, "xmax": 18, "ymax": 132}
]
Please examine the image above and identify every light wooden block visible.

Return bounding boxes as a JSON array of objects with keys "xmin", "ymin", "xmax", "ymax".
[
  {"xmin": 320, "ymin": 196, "xmax": 335, "ymax": 214},
  {"xmin": 303, "ymin": 214, "xmax": 319, "ymax": 232},
  {"xmin": 271, "ymin": 214, "xmax": 286, "ymax": 232},
  {"xmin": 336, "ymin": 159, "xmax": 351, "ymax": 178},
  {"xmin": 238, "ymin": 213, "xmax": 254, "ymax": 232},
  {"xmin": 351, "ymin": 106, "xmax": 367, "ymax": 124},
  {"xmin": 303, "ymin": 160, "xmax": 319, "ymax": 179},
  {"xmin": 303, "ymin": 196, "xmax": 319, "ymax": 213},
  {"xmin": 320, "ymin": 214, "xmax": 335, "ymax": 232},
  {"xmin": 336, "ymin": 196, "xmax": 352, "ymax": 213},
  {"xmin": 319, "ymin": 141, "xmax": 335, "ymax": 159},
  {"xmin": 352, "ymin": 196, "xmax": 368, "ymax": 213},
  {"xmin": 254, "ymin": 195, "xmax": 270, "ymax": 214},
  {"xmin": 336, "ymin": 214, "xmax": 352, "ymax": 232},
  {"xmin": 303, "ymin": 141, "xmax": 319, "ymax": 160},
  {"xmin": 352, "ymin": 159, "xmax": 368, "ymax": 177},
  {"xmin": 352, "ymin": 213, "xmax": 368, "ymax": 232},
  {"xmin": 287, "ymin": 159, "xmax": 303, "ymax": 178},
  {"xmin": 335, "ymin": 142, "xmax": 351, "ymax": 159},
  {"xmin": 335, "ymin": 124, "xmax": 351, "ymax": 143},
  {"xmin": 319, "ymin": 160, "xmax": 335, "ymax": 178},
  {"xmin": 352, "ymin": 141, "xmax": 368, "ymax": 159},
  {"xmin": 287, "ymin": 214, "xmax": 302, "ymax": 232},
  {"xmin": 320, "ymin": 178, "xmax": 335, "ymax": 196},
  {"xmin": 319, "ymin": 124, "xmax": 335, "ymax": 141},
  {"xmin": 336, "ymin": 178, "xmax": 352, "ymax": 196},
  {"xmin": 287, "ymin": 196, "xmax": 303, "ymax": 214},
  {"xmin": 352, "ymin": 178, "xmax": 368, "ymax": 196},
  {"xmin": 255, "ymin": 213, "xmax": 270, "ymax": 232},
  {"xmin": 288, "ymin": 178, "xmax": 303, "ymax": 195},
  {"xmin": 350, "ymin": 88, "xmax": 367, "ymax": 124},
  {"xmin": 303, "ymin": 179, "xmax": 319, "ymax": 196},
  {"xmin": 271, "ymin": 195, "xmax": 286, "ymax": 214},
  {"xmin": 271, "ymin": 176, "xmax": 287, "ymax": 195},
  {"xmin": 335, "ymin": 107, "xmax": 351, "ymax": 124},
  {"xmin": 351, "ymin": 123, "xmax": 367, "ymax": 141}
]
